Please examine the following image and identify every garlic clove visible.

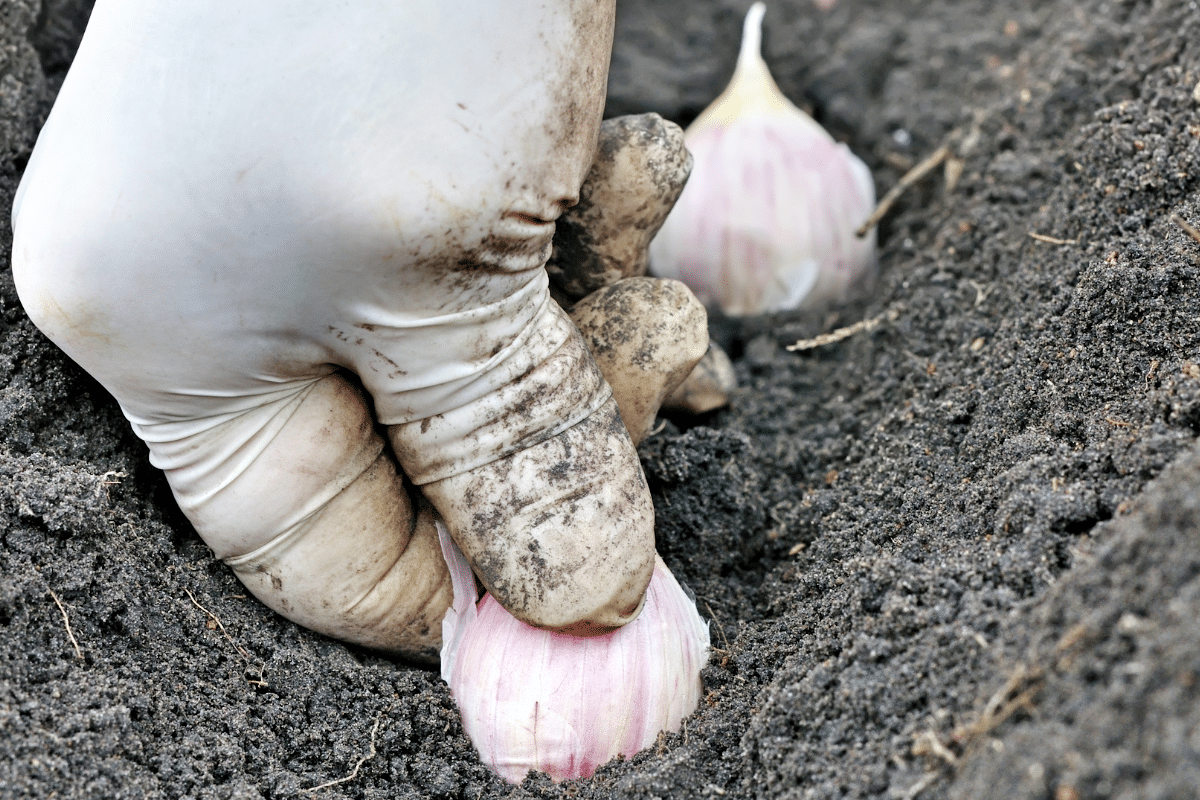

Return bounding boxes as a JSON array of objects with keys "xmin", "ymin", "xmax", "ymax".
[
  {"xmin": 438, "ymin": 523, "xmax": 709, "ymax": 783},
  {"xmin": 649, "ymin": 2, "xmax": 876, "ymax": 316}
]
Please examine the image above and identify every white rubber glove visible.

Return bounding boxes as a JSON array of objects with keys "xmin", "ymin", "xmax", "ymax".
[{"xmin": 12, "ymin": 0, "xmax": 655, "ymax": 662}]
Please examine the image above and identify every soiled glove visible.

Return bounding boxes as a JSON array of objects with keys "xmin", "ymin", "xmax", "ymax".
[{"xmin": 12, "ymin": 0, "xmax": 706, "ymax": 663}]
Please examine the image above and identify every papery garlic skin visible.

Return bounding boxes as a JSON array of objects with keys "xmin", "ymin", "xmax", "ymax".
[
  {"xmin": 649, "ymin": 2, "xmax": 877, "ymax": 316},
  {"xmin": 439, "ymin": 524, "xmax": 709, "ymax": 784}
]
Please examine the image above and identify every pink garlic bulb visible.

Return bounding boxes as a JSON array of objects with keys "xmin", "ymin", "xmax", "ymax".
[
  {"xmin": 649, "ymin": 2, "xmax": 876, "ymax": 316},
  {"xmin": 438, "ymin": 524, "xmax": 709, "ymax": 783}
]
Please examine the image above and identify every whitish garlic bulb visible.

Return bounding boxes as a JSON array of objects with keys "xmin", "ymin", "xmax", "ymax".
[
  {"xmin": 649, "ymin": 2, "xmax": 877, "ymax": 315},
  {"xmin": 438, "ymin": 524, "xmax": 709, "ymax": 783}
]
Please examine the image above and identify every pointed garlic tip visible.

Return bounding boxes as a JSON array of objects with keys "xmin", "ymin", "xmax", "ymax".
[
  {"xmin": 649, "ymin": 2, "xmax": 878, "ymax": 316},
  {"xmin": 736, "ymin": 2, "xmax": 768, "ymax": 79},
  {"xmin": 438, "ymin": 526, "xmax": 709, "ymax": 784}
]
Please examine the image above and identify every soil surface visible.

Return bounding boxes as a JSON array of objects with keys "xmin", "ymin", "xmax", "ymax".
[{"xmin": 3, "ymin": 1, "xmax": 1200, "ymax": 798}]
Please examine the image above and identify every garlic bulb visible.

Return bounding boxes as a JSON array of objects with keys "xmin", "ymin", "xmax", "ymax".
[
  {"xmin": 438, "ymin": 524, "xmax": 709, "ymax": 783},
  {"xmin": 649, "ymin": 2, "xmax": 877, "ymax": 316}
]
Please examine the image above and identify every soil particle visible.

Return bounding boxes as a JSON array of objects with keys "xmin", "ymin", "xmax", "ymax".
[{"xmin": 4, "ymin": 0, "xmax": 1200, "ymax": 798}]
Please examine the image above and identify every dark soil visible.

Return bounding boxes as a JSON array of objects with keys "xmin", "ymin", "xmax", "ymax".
[{"xmin": 3, "ymin": 0, "xmax": 1200, "ymax": 798}]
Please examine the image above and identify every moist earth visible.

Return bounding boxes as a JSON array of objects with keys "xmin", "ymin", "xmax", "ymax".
[{"xmin": 3, "ymin": 0, "xmax": 1200, "ymax": 798}]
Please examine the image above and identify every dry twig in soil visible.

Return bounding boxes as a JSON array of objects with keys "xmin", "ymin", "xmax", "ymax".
[
  {"xmin": 787, "ymin": 307, "xmax": 900, "ymax": 352},
  {"xmin": 1028, "ymin": 232, "xmax": 1078, "ymax": 245},
  {"xmin": 856, "ymin": 144, "xmax": 951, "ymax": 237},
  {"xmin": 1170, "ymin": 213, "xmax": 1200, "ymax": 244}
]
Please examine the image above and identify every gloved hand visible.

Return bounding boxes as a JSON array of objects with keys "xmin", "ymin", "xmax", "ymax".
[{"xmin": 12, "ymin": 0, "xmax": 707, "ymax": 663}]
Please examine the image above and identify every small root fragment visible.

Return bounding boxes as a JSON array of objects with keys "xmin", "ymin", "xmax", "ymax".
[
  {"xmin": 943, "ymin": 157, "xmax": 965, "ymax": 193},
  {"xmin": 305, "ymin": 710, "xmax": 387, "ymax": 793},
  {"xmin": 702, "ymin": 599, "xmax": 731, "ymax": 652},
  {"xmin": 953, "ymin": 663, "xmax": 1045, "ymax": 747},
  {"xmin": 49, "ymin": 589, "xmax": 83, "ymax": 660},
  {"xmin": 968, "ymin": 280, "xmax": 992, "ymax": 308},
  {"xmin": 913, "ymin": 729, "xmax": 958, "ymax": 766},
  {"xmin": 183, "ymin": 587, "xmax": 267, "ymax": 686},
  {"xmin": 934, "ymin": 624, "xmax": 1095, "ymax": 783},
  {"xmin": 900, "ymin": 771, "xmax": 939, "ymax": 800},
  {"xmin": 94, "ymin": 470, "xmax": 127, "ymax": 498}
]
